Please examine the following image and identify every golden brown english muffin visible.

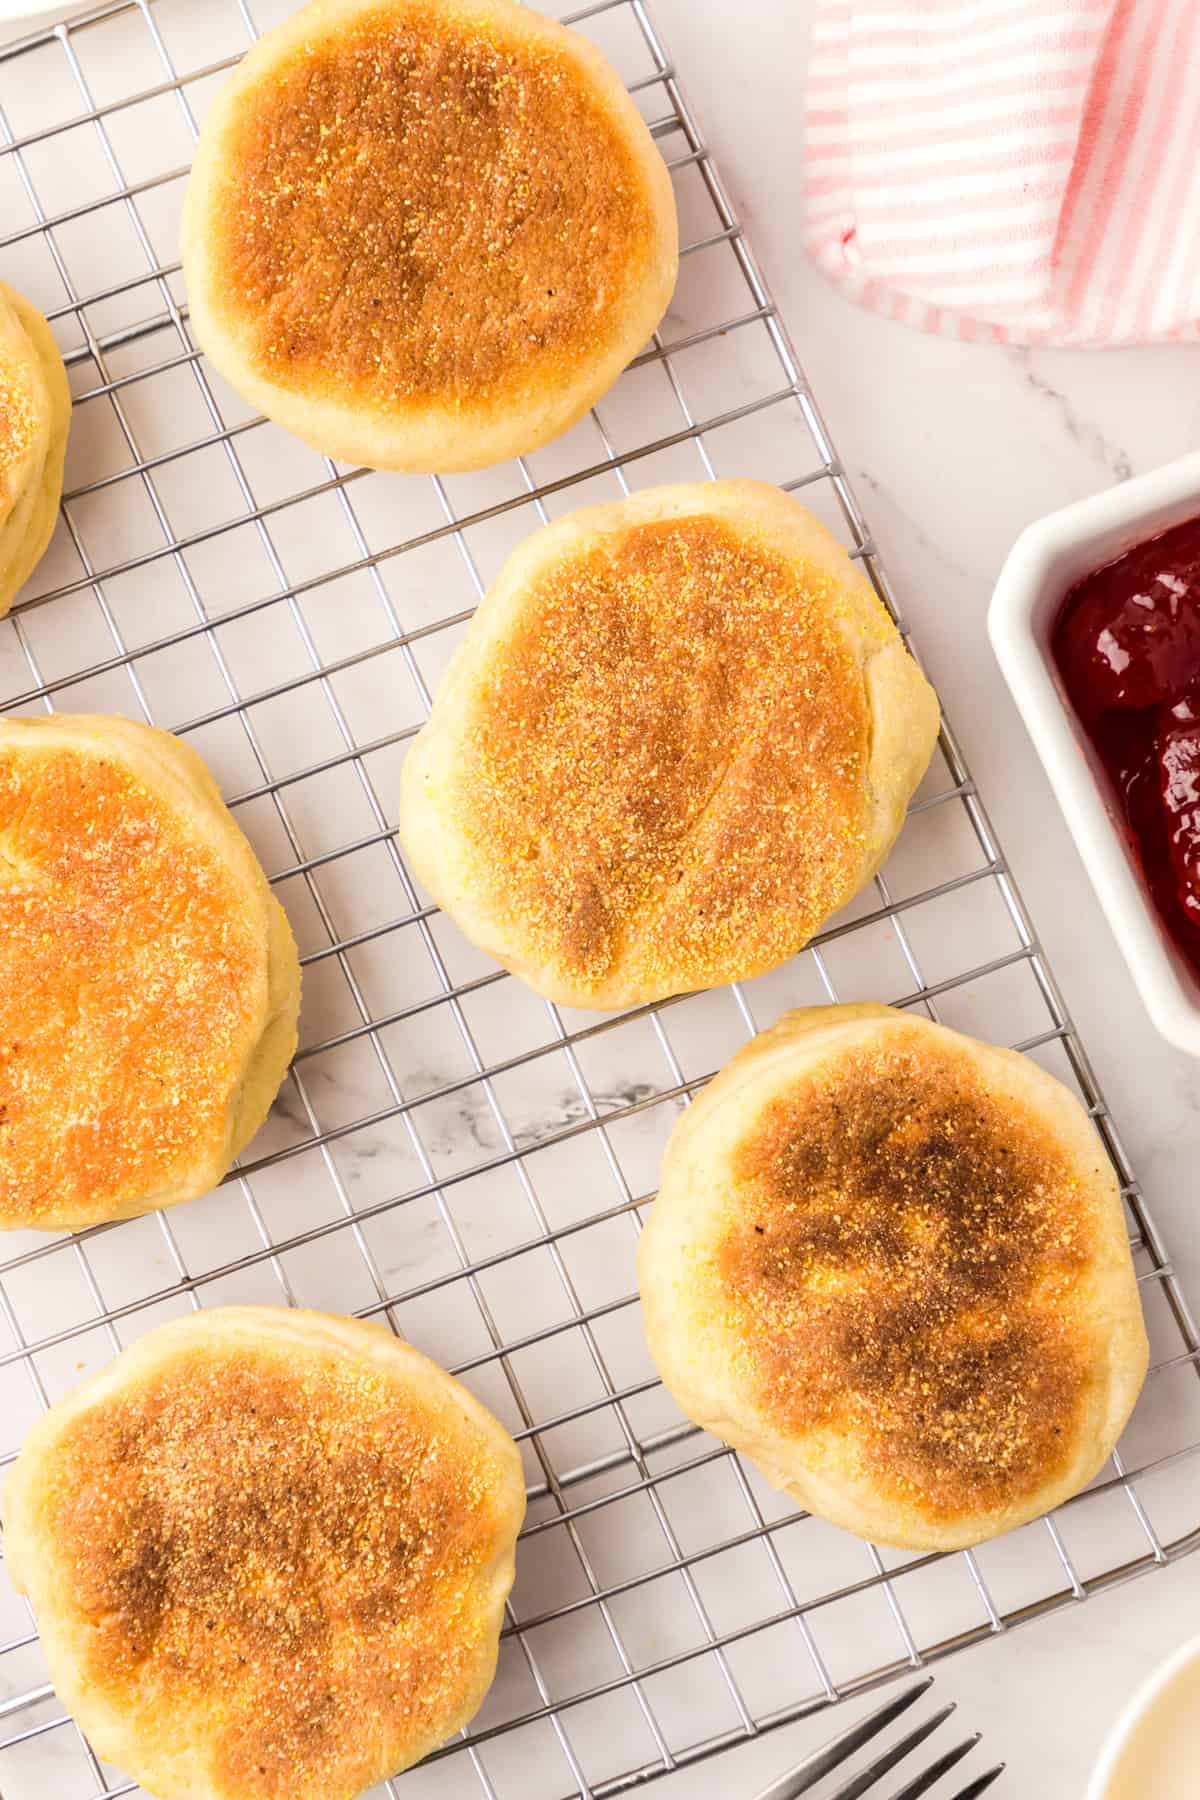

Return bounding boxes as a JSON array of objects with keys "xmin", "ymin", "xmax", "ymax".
[
  {"xmin": 638, "ymin": 1004, "xmax": 1149, "ymax": 1551},
  {"xmin": 398, "ymin": 480, "xmax": 940, "ymax": 1009},
  {"xmin": 3, "ymin": 1307, "xmax": 526, "ymax": 1800},
  {"xmin": 0, "ymin": 280, "xmax": 70, "ymax": 614},
  {"xmin": 0, "ymin": 715, "xmax": 299, "ymax": 1231},
  {"xmin": 180, "ymin": 0, "xmax": 678, "ymax": 471}
]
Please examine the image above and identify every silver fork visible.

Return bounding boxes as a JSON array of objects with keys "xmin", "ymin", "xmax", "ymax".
[{"xmin": 752, "ymin": 1677, "xmax": 1004, "ymax": 1800}]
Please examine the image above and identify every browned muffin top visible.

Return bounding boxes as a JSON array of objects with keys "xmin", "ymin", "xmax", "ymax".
[
  {"xmin": 717, "ymin": 1024, "xmax": 1097, "ymax": 1523},
  {"xmin": 208, "ymin": 1, "xmax": 667, "ymax": 412},
  {"xmin": 39, "ymin": 1339, "xmax": 507, "ymax": 1799},
  {"xmin": 456, "ymin": 513, "xmax": 872, "ymax": 995},
  {"xmin": 0, "ymin": 741, "xmax": 263, "ymax": 1228}
]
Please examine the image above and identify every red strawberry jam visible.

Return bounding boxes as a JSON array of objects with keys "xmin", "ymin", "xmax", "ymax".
[{"xmin": 1052, "ymin": 515, "xmax": 1200, "ymax": 978}]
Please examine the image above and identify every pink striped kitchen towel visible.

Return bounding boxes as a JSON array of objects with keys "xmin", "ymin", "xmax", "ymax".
[{"xmin": 806, "ymin": 0, "xmax": 1200, "ymax": 347}]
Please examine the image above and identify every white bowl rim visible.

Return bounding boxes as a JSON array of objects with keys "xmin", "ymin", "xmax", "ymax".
[
  {"xmin": 988, "ymin": 449, "xmax": 1200, "ymax": 1057},
  {"xmin": 1085, "ymin": 1629, "xmax": 1200, "ymax": 1798},
  {"xmin": 0, "ymin": 0, "xmax": 96, "ymax": 26}
]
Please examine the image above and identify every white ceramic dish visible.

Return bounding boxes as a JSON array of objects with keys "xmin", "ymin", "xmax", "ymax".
[
  {"xmin": 1086, "ymin": 1631, "xmax": 1200, "ymax": 1798},
  {"xmin": 0, "ymin": 0, "xmax": 94, "ymax": 35},
  {"xmin": 989, "ymin": 449, "xmax": 1200, "ymax": 1057}
]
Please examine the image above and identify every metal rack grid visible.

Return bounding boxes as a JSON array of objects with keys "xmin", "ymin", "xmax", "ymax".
[{"xmin": 0, "ymin": 1, "xmax": 1198, "ymax": 1796}]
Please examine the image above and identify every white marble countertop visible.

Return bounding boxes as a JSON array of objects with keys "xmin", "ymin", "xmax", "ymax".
[
  {"xmin": 2, "ymin": 4, "xmax": 1199, "ymax": 1799},
  {"xmin": 647, "ymin": 0, "xmax": 1200, "ymax": 1794}
]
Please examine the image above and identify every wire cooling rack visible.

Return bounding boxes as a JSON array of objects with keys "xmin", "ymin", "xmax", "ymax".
[{"xmin": 1, "ymin": 2, "xmax": 1200, "ymax": 1797}]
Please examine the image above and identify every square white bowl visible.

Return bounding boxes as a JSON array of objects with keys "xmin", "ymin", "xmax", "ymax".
[{"xmin": 989, "ymin": 449, "xmax": 1200, "ymax": 1057}]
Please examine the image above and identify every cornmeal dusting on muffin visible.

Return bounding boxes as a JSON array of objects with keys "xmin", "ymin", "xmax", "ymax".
[
  {"xmin": 0, "ymin": 747, "xmax": 263, "ymax": 1225},
  {"xmin": 717, "ymin": 1027, "xmax": 1095, "ymax": 1520},
  {"xmin": 212, "ymin": 4, "xmax": 661, "ymax": 407},
  {"xmin": 37, "ymin": 1344, "xmax": 504, "ymax": 1799},
  {"xmin": 0, "ymin": 356, "xmax": 37, "ymax": 485},
  {"xmin": 461, "ymin": 515, "xmax": 871, "ymax": 993}
]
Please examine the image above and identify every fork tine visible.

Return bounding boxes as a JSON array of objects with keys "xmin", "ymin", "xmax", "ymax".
[
  {"xmin": 830, "ymin": 1704, "xmax": 958, "ymax": 1800},
  {"xmin": 951, "ymin": 1767, "xmax": 1005, "ymax": 1798},
  {"xmin": 750, "ymin": 1679, "xmax": 935, "ymax": 1800},
  {"xmin": 884, "ymin": 1733, "xmax": 981, "ymax": 1799}
]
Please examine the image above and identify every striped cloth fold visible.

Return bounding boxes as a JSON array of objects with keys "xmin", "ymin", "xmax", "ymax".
[{"xmin": 806, "ymin": 0, "xmax": 1200, "ymax": 347}]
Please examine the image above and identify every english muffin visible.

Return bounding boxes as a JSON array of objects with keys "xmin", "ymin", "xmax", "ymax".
[
  {"xmin": 399, "ymin": 480, "xmax": 940, "ymax": 1008},
  {"xmin": 637, "ymin": 1004, "xmax": 1148, "ymax": 1550},
  {"xmin": 3, "ymin": 1306, "xmax": 526, "ymax": 1800},
  {"xmin": 0, "ymin": 715, "xmax": 299, "ymax": 1231},
  {"xmin": 181, "ymin": 0, "xmax": 678, "ymax": 471},
  {"xmin": 0, "ymin": 281, "xmax": 70, "ymax": 614}
]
